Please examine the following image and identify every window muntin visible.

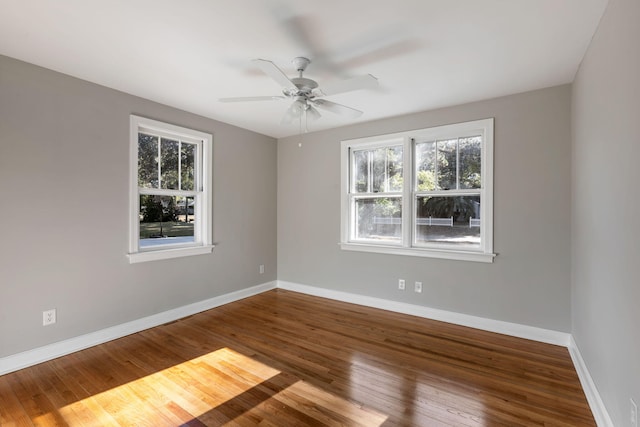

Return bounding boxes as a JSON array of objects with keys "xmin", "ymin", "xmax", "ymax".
[
  {"xmin": 341, "ymin": 119, "xmax": 494, "ymax": 262},
  {"xmin": 129, "ymin": 116, "xmax": 213, "ymax": 262}
]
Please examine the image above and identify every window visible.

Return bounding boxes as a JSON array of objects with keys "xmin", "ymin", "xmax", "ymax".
[
  {"xmin": 128, "ymin": 115, "xmax": 213, "ymax": 263},
  {"xmin": 340, "ymin": 119, "xmax": 495, "ymax": 263}
]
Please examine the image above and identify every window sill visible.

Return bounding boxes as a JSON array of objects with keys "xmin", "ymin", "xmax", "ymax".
[
  {"xmin": 340, "ymin": 242, "xmax": 495, "ymax": 263},
  {"xmin": 128, "ymin": 245, "xmax": 215, "ymax": 264}
]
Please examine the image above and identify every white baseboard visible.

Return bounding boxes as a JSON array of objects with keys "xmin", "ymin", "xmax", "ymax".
[
  {"xmin": 277, "ymin": 280, "xmax": 571, "ymax": 347},
  {"xmin": 568, "ymin": 336, "xmax": 614, "ymax": 427},
  {"xmin": 0, "ymin": 281, "xmax": 277, "ymax": 376}
]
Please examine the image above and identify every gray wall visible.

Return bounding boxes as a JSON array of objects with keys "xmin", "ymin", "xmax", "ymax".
[
  {"xmin": 572, "ymin": 0, "xmax": 640, "ymax": 424},
  {"xmin": 0, "ymin": 55, "xmax": 277, "ymax": 357},
  {"xmin": 278, "ymin": 85, "xmax": 572, "ymax": 332}
]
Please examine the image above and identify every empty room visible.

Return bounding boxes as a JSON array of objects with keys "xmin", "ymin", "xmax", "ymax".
[{"xmin": 0, "ymin": 0, "xmax": 638, "ymax": 426}]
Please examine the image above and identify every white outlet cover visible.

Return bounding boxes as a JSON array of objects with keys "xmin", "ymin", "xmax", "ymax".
[{"xmin": 43, "ymin": 309, "xmax": 56, "ymax": 326}]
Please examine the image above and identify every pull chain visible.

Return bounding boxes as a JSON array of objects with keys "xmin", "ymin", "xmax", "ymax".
[{"xmin": 298, "ymin": 113, "xmax": 303, "ymax": 147}]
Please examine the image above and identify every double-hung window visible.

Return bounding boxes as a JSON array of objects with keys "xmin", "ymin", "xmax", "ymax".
[
  {"xmin": 341, "ymin": 118, "xmax": 495, "ymax": 263},
  {"xmin": 128, "ymin": 115, "xmax": 213, "ymax": 263}
]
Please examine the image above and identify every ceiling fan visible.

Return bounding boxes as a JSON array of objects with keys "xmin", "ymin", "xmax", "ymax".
[{"xmin": 219, "ymin": 57, "xmax": 378, "ymax": 127}]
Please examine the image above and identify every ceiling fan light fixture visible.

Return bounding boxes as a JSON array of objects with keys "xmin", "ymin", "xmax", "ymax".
[
  {"xmin": 281, "ymin": 98, "xmax": 306, "ymax": 125},
  {"xmin": 292, "ymin": 98, "xmax": 306, "ymax": 112},
  {"xmin": 305, "ymin": 104, "xmax": 321, "ymax": 122}
]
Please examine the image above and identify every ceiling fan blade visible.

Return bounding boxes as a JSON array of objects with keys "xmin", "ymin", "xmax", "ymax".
[
  {"xmin": 253, "ymin": 59, "xmax": 298, "ymax": 93},
  {"xmin": 269, "ymin": 4, "xmax": 344, "ymax": 77},
  {"xmin": 311, "ymin": 99, "xmax": 363, "ymax": 118},
  {"xmin": 317, "ymin": 74, "xmax": 379, "ymax": 96},
  {"xmin": 219, "ymin": 96, "xmax": 285, "ymax": 102}
]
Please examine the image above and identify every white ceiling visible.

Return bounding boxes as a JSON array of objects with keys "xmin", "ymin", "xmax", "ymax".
[{"xmin": 0, "ymin": 0, "xmax": 607, "ymax": 139}]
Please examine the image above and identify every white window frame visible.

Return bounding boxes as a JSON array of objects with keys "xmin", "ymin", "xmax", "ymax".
[
  {"xmin": 340, "ymin": 118, "xmax": 495, "ymax": 263},
  {"xmin": 128, "ymin": 115, "xmax": 214, "ymax": 263}
]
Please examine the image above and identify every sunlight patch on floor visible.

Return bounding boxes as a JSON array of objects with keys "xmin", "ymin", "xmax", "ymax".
[
  {"xmin": 35, "ymin": 347, "xmax": 279, "ymax": 425},
  {"xmin": 34, "ymin": 347, "xmax": 387, "ymax": 426}
]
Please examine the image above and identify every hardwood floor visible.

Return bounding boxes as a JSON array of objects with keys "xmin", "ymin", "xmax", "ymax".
[{"xmin": 0, "ymin": 289, "xmax": 595, "ymax": 426}]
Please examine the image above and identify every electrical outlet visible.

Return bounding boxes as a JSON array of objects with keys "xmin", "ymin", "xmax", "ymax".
[
  {"xmin": 631, "ymin": 398, "xmax": 637, "ymax": 427},
  {"xmin": 414, "ymin": 281, "xmax": 422, "ymax": 293},
  {"xmin": 259, "ymin": 264, "xmax": 265, "ymax": 274},
  {"xmin": 43, "ymin": 309, "xmax": 56, "ymax": 326},
  {"xmin": 398, "ymin": 279, "xmax": 405, "ymax": 290}
]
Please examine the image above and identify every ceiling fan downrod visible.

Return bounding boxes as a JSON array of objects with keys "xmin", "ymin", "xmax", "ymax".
[{"xmin": 289, "ymin": 57, "xmax": 318, "ymax": 95}]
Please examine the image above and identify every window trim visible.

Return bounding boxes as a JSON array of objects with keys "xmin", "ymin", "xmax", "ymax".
[
  {"xmin": 128, "ymin": 115, "xmax": 214, "ymax": 263},
  {"xmin": 340, "ymin": 118, "xmax": 495, "ymax": 263}
]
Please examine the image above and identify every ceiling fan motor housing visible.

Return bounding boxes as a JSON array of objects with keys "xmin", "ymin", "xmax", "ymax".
[{"xmin": 291, "ymin": 77, "xmax": 318, "ymax": 93}]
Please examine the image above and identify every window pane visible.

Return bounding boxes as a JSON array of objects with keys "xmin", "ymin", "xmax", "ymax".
[
  {"xmin": 352, "ymin": 146, "xmax": 403, "ymax": 193},
  {"xmin": 415, "ymin": 141, "xmax": 436, "ymax": 191},
  {"xmin": 353, "ymin": 150, "xmax": 369, "ymax": 193},
  {"xmin": 138, "ymin": 133, "xmax": 158, "ymax": 188},
  {"xmin": 459, "ymin": 136, "xmax": 482, "ymax": 189},
  {"xmin": 181, "ymin": 143, "xmax": 196, "ymax": 191},
  {"xmin": 386, "ymin": 146, "xmax": 403, "ymax": 192},
  {"xmin": 415, "ymin": 195, "xmax": 480, "ymax": 246},
  {"xmin": 354, "ymin": 197, "xmax": 402, "ymax": 242},
  {"xmin": 139, "ymin": 195, "xmax": 195, "ymax": 248},
  {"xmin": 371, "ymin": 148, "xmax": 386, "ymax": 192},
  {"xmin": 437, "ymin": 139, "xmax": 457, "ymax": 190},
  {"xmin": 160, "ymin": 138, "xmax": 179, "ymax": 190}
]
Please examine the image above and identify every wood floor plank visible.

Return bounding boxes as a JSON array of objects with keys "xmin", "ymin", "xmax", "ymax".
[
  {"xmin": 0, "ymin": 374, "xmax": 35, "ymax": 427},
  {"xmin": 0, "ymin": 289, "xmax": 595, "ymax": 426}
]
